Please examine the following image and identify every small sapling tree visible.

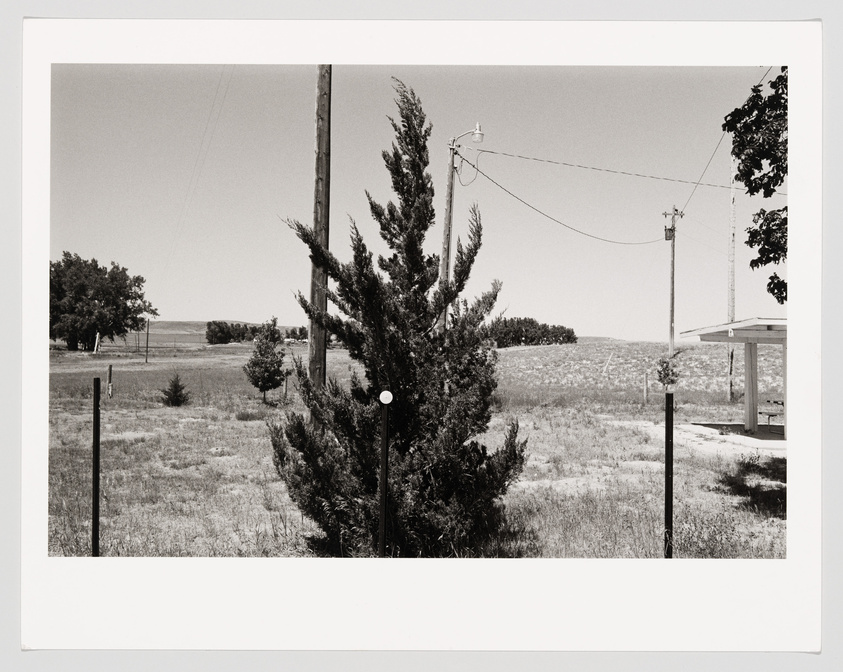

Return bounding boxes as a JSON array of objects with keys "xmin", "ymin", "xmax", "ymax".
[
  {"xmin": 656, "ymin": 356, "xmax": 679, "ymax": 389},
  {"xmin": 268, "ymin": 80, "xmax": 526, "ymax": 557},
  {"xmin": 161, "ymin": 373, "xmax": 191, "ymax": 407},
  {"xmin": 244, "ymin": 317, "xmax": 287, "ymax": 403}
]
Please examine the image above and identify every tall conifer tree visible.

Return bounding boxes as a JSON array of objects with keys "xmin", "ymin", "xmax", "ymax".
[{"xmin": 269, "ymin": 80, "xmax": 525, "ymax": 557}]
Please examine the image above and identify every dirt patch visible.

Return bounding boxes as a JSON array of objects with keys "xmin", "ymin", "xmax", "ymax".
[{"xmin": 609, "ymin": 420, "xmax": 787, "ymax": 458}]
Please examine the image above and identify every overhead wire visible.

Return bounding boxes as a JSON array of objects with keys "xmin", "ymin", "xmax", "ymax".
[
  {"xmin": 454, "ymin": 149, "xmax": 663, "ymax": 246},
  {"xmin": 448, "ymin": 66, "xmax": 784, "ymax": 271},
  {"xmin": 680, "ymin": 65, "xmax": 776, "ymax": 214},
  {"xmin": 163, "ymin": 64, "xmax": 235, "ymax": 275},
  {"xmin": 475, "ymin": 148, "xmax": 736, "ymax": 192}
]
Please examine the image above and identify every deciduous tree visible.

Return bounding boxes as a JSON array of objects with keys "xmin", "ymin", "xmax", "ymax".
[
  {"xmin": 50, "ymin": 252, "xmax": 157, "ymax": 351},
  {"xmin": 723, "ymin": 67, "xmax": 788, "ymax": 303}
]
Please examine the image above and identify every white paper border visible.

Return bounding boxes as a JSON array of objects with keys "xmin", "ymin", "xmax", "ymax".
[{"xmin": 21, "ymin": 19, "xmax": 822, "ymax": 651}]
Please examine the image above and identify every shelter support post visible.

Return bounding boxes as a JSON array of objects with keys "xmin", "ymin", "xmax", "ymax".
[
  {"xmin": 744, "ymin": 342, "xmax": 758, "ymax": 433},
  {"xmin": 783, "ymin": 341, "xmax": 787, "ymax": 439}
]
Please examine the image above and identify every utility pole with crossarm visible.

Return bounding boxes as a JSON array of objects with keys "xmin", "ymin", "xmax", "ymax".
[{"xmin": 662, "ymin": 204, "xmax": 683, "ymax": 559}]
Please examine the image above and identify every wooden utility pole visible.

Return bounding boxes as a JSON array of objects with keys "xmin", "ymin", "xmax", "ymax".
[
  {"xmin": 436, "ymin": 124, "xmax": 483, "ymax": 333},
  {"xmin": 662, "ymin": 205, "xmax": 682, "ymax": 560},
  {"xmin": 436, "ymin": 140, "xmax": 458, "ymax": 333},
  {"xmin": 727, "ymin": 154, "xmax": 737, "ymax": 401},
  {"xmin": 663, "ymin": 206, "xmax": 683, "ymax": 358},
  {"xmin": 309, "ymin": 65, "xmax": 331, "ymax": 389}
]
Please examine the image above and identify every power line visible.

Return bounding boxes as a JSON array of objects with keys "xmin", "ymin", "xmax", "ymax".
[
  {"xmin": 680, "ymin": 132, "xmax": 726, "ymax": 212},
  {"xmin": 454, "ymin": 150, "xmax": 663, "ymax": 246},
  {"xmin": 163, "ymin": 65, "xmax": 235, "ymax": 275},
  {"xmin": 681, "ymin": 66, "xmax": 778, "ymax": 213},
  {"xmin": 475, "ymin": 148, "xmax": 735, "ymax": 192}
]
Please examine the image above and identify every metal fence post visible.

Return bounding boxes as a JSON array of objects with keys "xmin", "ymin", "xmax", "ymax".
[
  {"xmin": 92, "ymin": 377, "xmax": 101, "ymax": 557},
  {"xmin": 378, "ymin": 390, "xmax": 393, "ymax": 557},
  {"xmin": 664, "ymin": 389, "xmax": 674, "ymax": 558}
]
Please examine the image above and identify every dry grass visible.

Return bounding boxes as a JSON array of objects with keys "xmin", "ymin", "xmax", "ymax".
[
  {"xmin": 477, "ymin": 406, "xmax": 784, "ymax": 558},
  {"xmin": 48, "ymin": 339, "xmax": 785, "ymax": 558},
  {"xmin": 495, "ymin": 340, "xmax": 783, "ymax": 422}
]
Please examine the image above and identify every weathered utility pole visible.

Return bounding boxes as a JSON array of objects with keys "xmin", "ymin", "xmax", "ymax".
[
  {"xmin": 436, "ymin": 124, "xmax": 483, "ymax": 333},
  {"xmin": 436, "ymin": 138, "xmax": 458, "ymax": 333},
  {"xmin": 663, "ymin": 205, "xmax": 684, "ymax": 358},
  {"xmin": 727, "ymin": 154, "xmax": 737, "ymax": 401},
  {"xmin": 662, "ymin": 205, "xmax": 683, "ymax": 560},
  {"xmin": 309, "ymin": 65, "xmax": 331, "ymax": 389}
]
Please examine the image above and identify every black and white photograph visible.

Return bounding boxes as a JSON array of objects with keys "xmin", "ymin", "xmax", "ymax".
[
  {"xmin": 18, "ymin": 19, "xmax": 823, "ymax": 653},
  {"xmin": 46, "ymin": 62, "xmax": 789, "ymax": 560}
]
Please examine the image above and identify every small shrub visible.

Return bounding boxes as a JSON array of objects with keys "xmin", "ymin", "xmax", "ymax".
[
  {"xmin": 161, "ymin": 373, "xmax": 191, "ymax": 407},
  {"xmin": 235, "ymin": 409, "xmax": 268, "ymax": 422}
]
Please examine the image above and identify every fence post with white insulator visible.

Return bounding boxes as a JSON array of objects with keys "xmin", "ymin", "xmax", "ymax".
[{"xmin": 378, "ymin": 390, "xmax": 393, "ymax": 557}]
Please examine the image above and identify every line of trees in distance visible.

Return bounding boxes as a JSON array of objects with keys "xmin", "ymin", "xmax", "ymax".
[
  {"xmin": 205, "ymin": 321, "xmax": 309, "ymax": 345},
  {"xmin": 481, "ymin": 316, "xmax": 577, "ymax": 348}
]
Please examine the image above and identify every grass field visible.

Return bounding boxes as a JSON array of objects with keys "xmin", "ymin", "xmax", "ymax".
[{"xmin": 48, "ymin": 336, "xmax": 786, "ymax": 558}]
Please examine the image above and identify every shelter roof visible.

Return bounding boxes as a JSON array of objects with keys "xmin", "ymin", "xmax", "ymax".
[{"xmin": 681, "ymin": 317, "xmax": 787, "ymax": 344}]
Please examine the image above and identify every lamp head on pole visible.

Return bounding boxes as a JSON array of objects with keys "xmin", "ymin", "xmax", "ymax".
[{"xmin": 452, "ymin": 123, "xmax": 485, "ymax": 148}]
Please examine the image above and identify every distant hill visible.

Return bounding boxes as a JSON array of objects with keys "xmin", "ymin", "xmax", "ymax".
[
  {"xmin": 577, "ymin": 336, "xmax": 625, "ymax": 344},
  {"xmin": 148, "ymin": 320, "xmax": 209, "ymax": 334},
  {"xmin": 150, "ymin": 323, "xmax": 642, "ymax": 345}
]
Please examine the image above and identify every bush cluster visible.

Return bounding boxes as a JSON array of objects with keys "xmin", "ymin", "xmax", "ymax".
[
  {"xmin": 285, "ymin": 326, "xmax": 308, "ymax": 341},
  {"xmin": 481, "ymin": 316, "xmax": 576, "ymax": 348},
  {"xmin": 205, "ymin": 321, "xmax": 268, "ymax": 345}
]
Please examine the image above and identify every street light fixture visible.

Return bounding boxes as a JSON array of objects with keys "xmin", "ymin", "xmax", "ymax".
[{"xmin": 437, "ymin": 123, "xmax": 484, "ymax": 332}]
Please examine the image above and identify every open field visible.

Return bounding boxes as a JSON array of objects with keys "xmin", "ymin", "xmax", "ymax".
[
  {"xmin": 48, "ymin": 339, "xmax": 785, "ymax": 558},
  {"xmin": 62, "ymin": 320, "xmax": 307, "ymax": 354}
]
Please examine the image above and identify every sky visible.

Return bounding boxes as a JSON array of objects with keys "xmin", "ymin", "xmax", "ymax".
[{"xmin": 50, "ymin": 64, "xmax": 788, "ymax": 342}]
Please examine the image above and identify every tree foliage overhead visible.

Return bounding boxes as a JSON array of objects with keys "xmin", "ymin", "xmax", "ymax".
[
  {"xmin": 722, "ymin": 66, "xmax": 788, "ymax": 304},
  {"xmin": 268, "ymin": 79, "xmax": 526, "ymax": 557},
  {"xmin": 50, "ymin": 252, "xmax": 158, "ymax": 351}
]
